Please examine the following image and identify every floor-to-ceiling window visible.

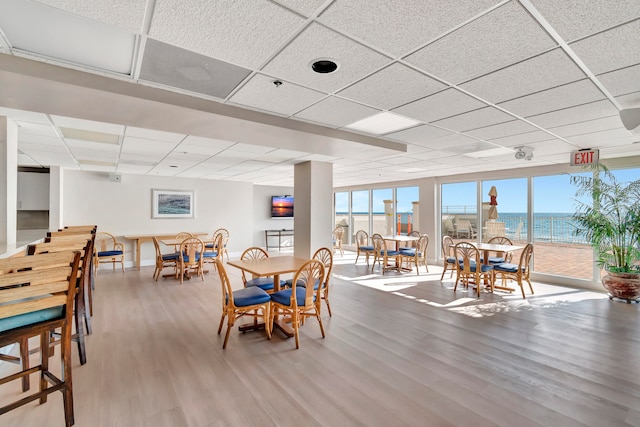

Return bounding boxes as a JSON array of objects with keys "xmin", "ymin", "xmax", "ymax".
[
  {"xmin": 351, "ymin": 190, "xmax": 369, "ymax": 245},
  {"xmin": 335, "ymin": 191, "xmax": 349, "ymax": 242},
  {"xmin": 441, "ymin": 181, "xmax": 477, "ymax": 242},
  {"xmin": 481, "ymin": 178, "xmax": 527, "ymax": 243},
  {"xmin": 372, "ymin": 188, "xmax": 392, "ymax": 236},
  {"xmin": 396, "ymin": 186, "xmax": 419, "ymax": 235},
  {"xmin": 533, "ymin": 172, "xmax": 592, "ymax": 279}
]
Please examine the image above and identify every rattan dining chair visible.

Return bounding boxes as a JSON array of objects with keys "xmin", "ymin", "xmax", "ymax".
[
  {"xmin": 400, "ymin": 234, "xmax": 429, "ymax": 275},
  {"xmin": 215, "ymin": 258, "xmax": 271, "ymax": 349},
  {"xmin": 354, "ymin": 230, "xmax": 375, "ymax": 266},
  {"xmin": 454, "ymin": 242, "xmax": 494, "ymax": 297},
  {"xmin": 269, "ymin": 259, "xmax": 326, "ymax": 349},
  {"xmin": 493, "ymin": 243, "xmax": 534, "ymax": 299},
  {"xmin": 371, "ymin": 233, "xmax": 402, "ymax": 274},
  {"xmin": 440, "ymin": 235, "xmax": 457, "ymax": 281}
]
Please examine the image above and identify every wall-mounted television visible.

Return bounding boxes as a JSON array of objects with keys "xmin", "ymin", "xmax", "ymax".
[{"xmin": 271, "ymin": 196, "xmax": 294, "ymax": 218}]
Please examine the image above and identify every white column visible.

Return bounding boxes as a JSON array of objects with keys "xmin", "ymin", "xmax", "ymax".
[
  {"xmin": 412, "ymin": 201, "xmax": 419, "ymax": 232},
  {"xmin": 0, "ymin": 116, "xmax": 18, "ymax": 245},
  {"xmin": 49, "ymin": 166, "xmax": 63, "ymax": 230},
  {"xmin": 383, "ymin": 199, "xmax": 393, "ymax": 235},
  {"xmin": 293, "ymin": 161, "xmax": 333, "ymax": 259}
]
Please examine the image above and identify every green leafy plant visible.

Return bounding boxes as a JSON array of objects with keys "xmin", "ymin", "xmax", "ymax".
[{"xmin": 572, "ymin": 164, "xmax": 640, "ymax": 273}]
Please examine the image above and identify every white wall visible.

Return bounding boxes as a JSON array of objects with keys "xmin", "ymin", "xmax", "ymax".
[
  {"xmin": 62, "ymin": 170, "xmax": 254, "ymax": 267},
  {"xmin": 253, "ymin": 185, "xmax": 294, "ymax": 248}
]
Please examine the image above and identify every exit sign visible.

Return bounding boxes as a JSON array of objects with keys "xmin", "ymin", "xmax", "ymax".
[{"xmin": 570, "ymin": 149, "xmax": 599, "ymax": 166}]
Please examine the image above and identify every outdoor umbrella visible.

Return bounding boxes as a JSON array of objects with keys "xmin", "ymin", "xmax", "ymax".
[{"xmin": 488, "ymin": 186, "xmax": 498, "ymax": 220}]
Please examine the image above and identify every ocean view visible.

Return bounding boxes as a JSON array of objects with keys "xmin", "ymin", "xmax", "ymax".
[{"xmin": 337, "ymin": 211, "xmax": 587, "ymax": 244}]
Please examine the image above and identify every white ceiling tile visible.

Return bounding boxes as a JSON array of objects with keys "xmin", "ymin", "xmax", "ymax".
[
  {"xmin": 125, "ymin": 126, "xmax": 186, "ymax": 142},
  {"xmin": 526, "ymin": 99, "xmax": 619, "ymax": 128},
  {"xmin": 149, "ymin": 0, "xmax": 305, "ymax": 69},
  {"xmin": 17, "ymin": 153, "xmax": 41, "ymax": 166},
  {"xmin": 140, "ymin": 39, "xmax": 252, "ymax": 99},
  {"xmin": 318, "ymin": 0, "xmax": 500, "ymax": 56},
  {"xmin": 294, "ymin": 96, "xmax": 379, "ymax": 128},
  {"xmin": 423, "ymin": 133, "xmax": 481, "ymax": 150},
  {"xmin": 121, "ymin": 136, "xmax": 176, "ymax": 155},
  {"xmin": 597, "ymin": 64, "xmax": 640, "ymax": 97},
  {"xmin": 406, "ymin": 1, "xmax": 556, "ymax": 85},
  {"xmin": 263, "ymin": 23, "xmax": 391, "ymax": 93},
  {"xmin": 65, "ymin": 139, "xmax": 120, "ymax": 152},
  {"xmin": 465, "ymin": 120, "xmax": 539, "ymax": 140},
  {"xmin": 386, "ymin": 124, "xmax": 454, "ymax": 144},
  {"xmin": 487, "ymin": 131, "xmax": 556, "ymax": 147},
  {"xmin": 0, "ymin": 0, "xmax": 135, "ymax": 74},
  {"xmin": 570, "ymin": 20, "xmax": 640, "ymax": 75},
  {"xmin": 229, "ymin": 74, "xmax": 326, "ymax": 116},
  {"xmin": 548, "ymin": 116, "xmax": 625, "ymax": 138},
  {"xmin": 34, "ymin": 0, "xmax": 147, "ymax": 34},
  {"xmin": 28, "ymin": 151, "xmax": 76, "ymax": 164},
  {"xmin": 392, "ymin": 88, "xmax": 487, "ymax": 123},
  {"xmin": 274, "ymin": 0, "xmax": 327, "ymax": 16},
  {"xmin": 529, "ymin": 0, "xmax": 640, "ymax": 41},
  {"xmin": 18, "ymin": 134, "xmax": 65, "ymax": 147},
  {"xmin": 616, "ymin": 91, "xmax": 640, "ymax": 108},
  {"xmin": 439, "ymin": 140, "xmax": 498, "ymax": 154},
  {"xmin": 337, "ymin": 63, "xmax": 446, "ymax": 110},
  {"xmin": 179, "ymin": 136, "xmax": 235, "ymax": 150},
  {"xmin": 431, "ymin": 107, "xmax": 515, "ymax": 132},
  {"xmin": 50, "ymin": 115, "xmax": 124, "ymax": 134},
  {"xmin": 460, "ymin": 49, "xmax": 586, "ymax": 103},
  {"xmin": 225, "ymin": 143, "xmax": 277, "ymax": 154},
  {"xmin": 19, "ymin": 141, "xmax": 68, "ymax": 153},
  {"xmin": 16, "ymin": 122, "xmax": 58, "ymax": 137},
  {"xmin": 255, "ymin": 149, "xmax": 308, "ymax": 163},
  {"xmin": 0, "ymin": 108, "xmax": 50, "ymax": 123},
  {"xmin": 116, "ymin": 164, "xmax": 154, "ymax": 174},
  {"xmin": 498, "ymin": 79, "xmax": 605, "ymax": 118},
  {"xmin": 567, "ymin": 128, "xmax": 637, "ymax": 146}
]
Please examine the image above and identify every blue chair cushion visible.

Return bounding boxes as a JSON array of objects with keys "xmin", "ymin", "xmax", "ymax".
[
  {"xmin": 0, "ymin": 305, "xmax": 63, "ymax": 333},
  {"xmin": 181, "ymin": 254, "xmax": 201, "ymax": 262},
  {"xmin": 231, "ymin": 286, "xmax": 270, "ymax": 307},
  {"xmin": 245, "ymin": 277, "xmax": 285, "ymax": 291},
  {"xmin": 494, "ymin": 263, "xmax": 522, "ymax": 273},
  {"xmin": 461, "ymin": 262, "xmax": 494, "ymax": 273},
  {"xmin": 359, "ymin": 245, "xmax": 374, "ymax": 251},
  {"xmin": 200, "ymin": 251, "xmax": 218, "ymax": 258},
  {"xmin": 446, "ymin": 256, "xmax": 458, "ymax": 263},
  {"xmin": 162, "ymin": 253, "xmax": 179, "ymax": 261},
  {"xmin": 380, "ymin": 250, "xmax": 400, "ymax": 256},
  {"xmin": 98, "ymin": 250, "xmax": 123, "ymax": 257},
  {"xmin": 283, "ymin": 278, "xmax": 321, "ymax": 290},
  {"xmin": 270, "ymin": 287, "xmax": 314, "ymax": 306},
  {"xmin": 487, "ymin": 256, "xmax": 505, "ymax": 264},
  {"xmin": 399, "ymin": 248, "xmax": 416, "ymax": 256}
]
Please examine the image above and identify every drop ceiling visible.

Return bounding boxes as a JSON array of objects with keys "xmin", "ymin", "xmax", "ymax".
[{"xmin": 0, "ymin": 0, "xmax": 639, "ymax": 187}]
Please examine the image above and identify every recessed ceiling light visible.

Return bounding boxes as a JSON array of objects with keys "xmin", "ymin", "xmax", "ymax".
[
  {"xmin": 311, "ymin": 59, "xmax": 338, "ymax": 74},
  {"xmin": 345, "ymin": 112, "xmax": 420, "ymax": 135},
  {"xmin": 169, "ymin": 165, "xmax": 179, "ymax": 168}
]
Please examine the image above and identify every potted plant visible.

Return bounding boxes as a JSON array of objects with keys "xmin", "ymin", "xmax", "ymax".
[{"xmin": 571, "ymin": 164, "xmax": 640, "ymax": 303}]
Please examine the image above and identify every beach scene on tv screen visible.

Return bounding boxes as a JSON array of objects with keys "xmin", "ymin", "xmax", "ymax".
[{"xmin": 272, "ymin": 196, "xmax": 293, "ymax": 217}]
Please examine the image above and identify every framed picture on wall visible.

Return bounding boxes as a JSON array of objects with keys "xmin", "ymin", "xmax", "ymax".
[{"xmin": 152, "ymin": 189, "xmax": 195, "ymax": 219}]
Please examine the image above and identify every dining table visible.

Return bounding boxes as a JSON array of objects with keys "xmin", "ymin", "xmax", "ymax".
[
  {"xmin": 227, "ymin": 255, "xmax": 309, "ymax": 338},
  {"xmin": 159, "ymin": 235, "xmax": 214, "ymax": 279},
  {"xmin": 453, "ymin": 242, "xmax": 525, "ymax": 292},
  {"xmin": 381, "ymin": 235, "xmax": 420, "ymax": 272}
]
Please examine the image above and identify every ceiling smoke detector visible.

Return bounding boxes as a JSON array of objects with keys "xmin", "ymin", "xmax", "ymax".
[{"xmin": 514, "ymin": 146, "xmax": 534, "ymax": 161}]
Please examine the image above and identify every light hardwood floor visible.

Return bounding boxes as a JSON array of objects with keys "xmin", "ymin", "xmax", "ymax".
[{"xmin": 1, "ymin": 251, "xmax": 639, "ymax": 427}]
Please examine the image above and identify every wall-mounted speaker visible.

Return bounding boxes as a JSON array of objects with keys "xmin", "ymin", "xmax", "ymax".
[{"xmin": 108, "ymin": 173, "xmax": 121, "ymax": 183}]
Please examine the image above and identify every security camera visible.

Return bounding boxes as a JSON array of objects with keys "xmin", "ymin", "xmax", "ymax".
[
  {"xmin": 514, "ymin": 146, "xmax": 534, "ymax": 161},
  {"xmin": 273, "ymin": 80, "xmax": 283, "ymax": 87}
]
